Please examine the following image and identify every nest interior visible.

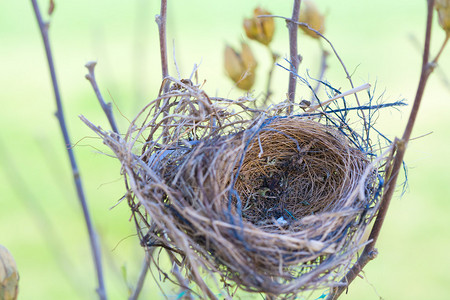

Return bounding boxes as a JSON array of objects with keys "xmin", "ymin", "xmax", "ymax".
[
  {"xmin": 235, "ymin": 118, "xmax": 368, "ymax": 228},
  {"xmin": 84, "ymin": 78, "xmax": 382, "ymax": 298}
]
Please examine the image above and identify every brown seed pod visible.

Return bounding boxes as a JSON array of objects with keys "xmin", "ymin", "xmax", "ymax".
[
  {"xmin": 299, "ymin": 0, "xmax": 325, "ymax": 39},
  {"xmin": 224, "ymin": 43, "xmax": 257, "ymax": 90},
  {"xmin": 243, "ymin": 7, "xmax": 275, "ymax": 46},
  {"xmin": 436, "ymin": 0, "xmax": 450, "ymax": 34},
  {"xmin": 0, "ymin": 245, "xmax": 19, "ymax": 300}
]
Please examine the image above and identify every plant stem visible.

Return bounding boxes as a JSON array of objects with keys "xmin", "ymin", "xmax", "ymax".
[
  {"xmin": 312, "ymin": 48, "xmax": 329, "ymax": 101},
  {"xmin": 129, "ymin": 250, "xmax": 153, "ymax": 300},
  {"xmin": 30, "ymin": 1, "xmax": 107, "ymax": 299},
  {"xmin": 287, "ymin": 0, "xmax": 302, "ymax": 114},
  {"xmin": 266, "ymin": 13, "xmax": 365, "ymax": 115},
  {"xmin": 263, "ymin": 48, "xmax": 278, "ymax": 106},
  {"xmin": 157, "ymin": 0, "xmax": 169, "ymax": 93},
  {"xmin": 85, "ymin": 61, "xmax": 120, "ymax": 135},
  {"xmin": 432, "ymin": 33, "xmax": 449, "ymax": 64},
  {"xmin": 327, "ymin": 1, "xmax": 438, "ymax": 298}
]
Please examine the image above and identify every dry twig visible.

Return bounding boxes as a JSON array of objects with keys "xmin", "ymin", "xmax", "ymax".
[
  {"xmin": 287, "ymin": 0, "xmax": 302, "ymax": 114},
  {"xmin": 85, "ymin": 61, "xmax": 119, "ymax": 134},
  {"xmin": 312, "ymin": 48, "xmax": 329, "ymax": 100},
  {"xmin": 156, "ymin": 0, "xmax": 169, "ymax": 93},
  {"xmin": 30, "ymin": 1, "xmax": 107, "ymax": 299},
  {"xmin": 128, "ymin": 250, "xmax": 153, "ymax": 300},
  {"xmin": 327, "ymin": 1, "xmax": 446, "ymax": 298},
  {"xmin": 263, "ymin": 48, "xmax": 279, "ymax": 106}
]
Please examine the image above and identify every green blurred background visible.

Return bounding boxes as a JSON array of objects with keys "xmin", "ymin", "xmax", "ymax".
[{"xmin": 1, "ymin": 0, "xmax": 449, "ymax": 299}]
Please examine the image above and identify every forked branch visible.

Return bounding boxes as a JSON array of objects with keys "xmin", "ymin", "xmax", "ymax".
[{"xmin": 85, "ymin": 61, "xmax": 119, "ymax": 135}]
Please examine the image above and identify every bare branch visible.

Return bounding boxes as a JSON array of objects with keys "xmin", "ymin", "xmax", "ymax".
[
  {"xmin": 156, "ymin": 0, "xmax": 169, "ymax": 93},
  {"xmin": 128, "ymin": 249, "xmax": 154, "ymax": 300},
  {"xmin": 171, "ymin": 264, "xmax": 193, "ymax": 300},
  {"xmin": 327, "ymin": 1, "xmax": 440, "ymax": 298},
  {"xmin": 432, "ymin": 33, "xmax": 449, "ymax": 65},
  {"xmin": 263, "ymin": 48, "xmax": 279, "ymax": 107},
  {"xmin": 261, "ymin": 14, "xmax": 361, "ymax": 105},
  {"xmin": 85, "ymin": 61, "xmax": 120, "ymax": 134},
  {"xmin": 287, "ymin": 0, "xmax": 302, "ymax": 114},
  {"xmin": 312, "ymin": 48, "xmax": 329, "ymax": 100},
  {"xmin": 295, "ymin": 19, "xmax": 368, "ymax": 128},
  {"xmin": 30, "ymin": 1, "xmax": 107, "ymax": 299}
]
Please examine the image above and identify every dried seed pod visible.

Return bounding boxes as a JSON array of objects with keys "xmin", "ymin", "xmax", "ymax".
[
  {"xmin": 224, "ymin": 42, "xmax": 257, "ymax": 90},
  {"xmin": 299, "ymin": 0, "xmax": 325, "ymax": 39},
  {"xmin": 240, "ymin": 42, "xmax": 257, "ymax": 70},
  {"xmin": 436, "ymin": 0, "xmax": 450, "ymax": 34},
  {"xmin": 0, "ymin": 245, "xmax": 19, "ymax": 300},
  {"xmin": 243, "ymin": 7, "xmax": 275, "ymax": 46}
]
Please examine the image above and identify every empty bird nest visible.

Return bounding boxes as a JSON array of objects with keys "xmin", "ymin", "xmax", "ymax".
[{"xmin": 83, "ymin": 77, "xmax": 390, "ymax": 299}]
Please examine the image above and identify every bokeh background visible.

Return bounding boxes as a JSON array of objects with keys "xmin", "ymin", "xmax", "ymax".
[{"xmin": 1, "ymin": 0, "xmax": 449, "ymax": 299}]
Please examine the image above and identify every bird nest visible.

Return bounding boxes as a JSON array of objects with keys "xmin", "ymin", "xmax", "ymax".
[{"xmin": 83, "ymin": 77, "xmax": 386, "ymax": 299}]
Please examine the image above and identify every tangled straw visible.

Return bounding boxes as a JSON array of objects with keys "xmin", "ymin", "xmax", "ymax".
[{"xmin": 82, "ymin": 77, "xmax": 395, "ymax": 299}]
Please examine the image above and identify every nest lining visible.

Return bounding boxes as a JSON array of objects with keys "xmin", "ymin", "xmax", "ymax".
[
  {"xmin": 83, "ymin": 77, "xmax": 382, "ymax": 298},
  {"xmin": 235, "ymin": 118, "xmax": 368, "ymax": 228}
]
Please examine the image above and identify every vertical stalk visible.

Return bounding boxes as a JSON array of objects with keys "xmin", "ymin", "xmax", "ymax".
[
  {"xmin": 263, "ymin": 48, "xmax": 278, "ymax": 106},
  {"xmin": 157, "ymin": 0, "xmax": 169, "ymax": 93},
  {"xmin": 327, "ymin": 1, "xmax": 437, "ymax": 299},
  {"xmin": 30, "ymin": 1, "xmax": 107, "ymax": 299},
  {"xmin": 287, "ymin": 0, "xmax": 302, "ymax": 114}
]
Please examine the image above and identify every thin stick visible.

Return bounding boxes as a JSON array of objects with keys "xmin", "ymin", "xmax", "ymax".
[
  {"xmin": 287, "ymin": 0, "xmax": 302, "ymax": 114},
  {"xmin": 128, "ymin": 250, "xmax": 153, "ymax": 300},
  {"xmin": 156, "ymin": 0, "xmax": 169, "ymax": 93},
  {"xmin": 263, "ymin": 49, "xmax": 278, "ymax": 106},
  {"xmin": 312, "ymin": 48, "xmax": 329, "ymax": 100},
  {"xmin": 156, "ymin": 0, "xmax": 170, "ymax": 144},
  {"xmin": 261, "ymin": 14, "xmax": 361, "ymax": 105},
  {"xmin": 327, "ymin": 1, "xmax": 439, "ymax": 298},
  {"xmin": 432, "ymin": 33, "xmax": 449, "ymax": 64},
  {"xmin": 85, "ymin": 61, "xmax": 120, "ymax": 134},
  {"xmin": 295, "ymin": 19, "xmax": 366, "ymax": 128},
  {"xmin": 171, "ymin": 264, "xmax": 193, "ymax": 300},
  {"xmin": 30, "ymin": 1, "xmax": 107, "ymax": 299}
]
